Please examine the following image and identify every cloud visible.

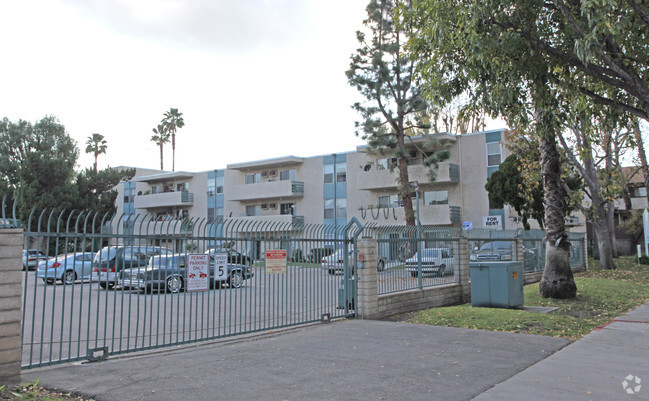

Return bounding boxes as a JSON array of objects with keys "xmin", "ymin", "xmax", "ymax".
[{"xmin": 59, "ymin": 0, "xmax": 310, "ymax": 53}]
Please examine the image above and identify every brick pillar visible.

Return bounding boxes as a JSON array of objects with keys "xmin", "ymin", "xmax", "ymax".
[
  {"xmin": 459, "ymin": 237, "xmax": 471, "ymax": 303},
  {"xmin": 356, "ymin": 238, "xmax": 379, "ymax": 319},
  {"xmin": 516, "ymin": 238, "xmax": 524, "ymax": 269},
  {"xmin": 0, "ymin": 229, "xmax": 23, "ymax": 383}
]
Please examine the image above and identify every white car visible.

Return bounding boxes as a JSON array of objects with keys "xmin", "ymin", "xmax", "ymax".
[
  {"xmin": 22, "ymin": 249, "xmax": 46, "ymax": 271},
  {"xmin": 37, "ymin": 252, "xmax": 95, "ymax": 284},
  {"xmin": 404, "ymin": 248, "xmax": 454, "ymax": 277},
  {"xmin": 322, "ymin": 249, "xmax": 386, "ymax": 275}
]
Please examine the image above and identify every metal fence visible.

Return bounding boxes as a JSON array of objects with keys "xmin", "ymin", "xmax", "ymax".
[
  {"xmin": 367, "ymin": 225, "xmax": 462, "ymax": 295},
  {"xmin": 20, "ymin": 208, "xmax": 363, "ymax": 369}
]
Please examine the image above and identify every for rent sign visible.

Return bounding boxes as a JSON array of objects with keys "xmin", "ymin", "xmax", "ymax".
[
  {"xmin": 483, "ymin": 215, "xmax": 502, "ymax": 230},
  {"xmin": 187, "ymin": 254, "xmax": 209, "ymax": 291}
]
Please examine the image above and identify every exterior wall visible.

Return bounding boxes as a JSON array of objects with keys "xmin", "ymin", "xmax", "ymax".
[{"xmin": 0, "ymin": 229, "xmax": 23, "ymax": 382}]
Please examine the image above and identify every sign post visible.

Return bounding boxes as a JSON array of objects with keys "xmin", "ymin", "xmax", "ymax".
[{"xmin": 643, "ymin": 209, "xmax": 649, "ymax": 256}]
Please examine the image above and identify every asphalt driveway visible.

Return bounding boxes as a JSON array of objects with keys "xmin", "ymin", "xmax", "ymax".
[{"xmin": 22, "ymin": 319, "xmax": 569, "ymax": 401}]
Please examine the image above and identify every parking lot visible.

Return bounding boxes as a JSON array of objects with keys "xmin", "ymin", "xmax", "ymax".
[{"xmin": 21, "ymin": 263, "xmax": 456, "ymax": 367}]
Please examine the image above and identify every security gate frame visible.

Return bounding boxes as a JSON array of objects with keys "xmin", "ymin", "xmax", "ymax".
[{"xmin": 20, "ymin": 209, "xmax": 362, "ymax": 369}]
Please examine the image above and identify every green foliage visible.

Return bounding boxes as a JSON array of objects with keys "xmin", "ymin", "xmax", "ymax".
[
  {"xmin": 347, "ymin": 0, "xmax": 450, "ymax": 225},
  {"xmin": 308, "ymin": 248, "xmax": 334, "ymax": 263},
  {"xmin": 85, "ymin": 133, "xmax": 107, "ymax": 172},
  {"xmin": 161, "ymin": 108, "xmax": 185, "ymax": 172},
  {"xmin": 638, "ymin": 256, "xmax": 649, "ymax": 265},
  {"xmin": 151, "ymin": 123, "xmax": 170, "ymax": 171},
  {"xmin": 75, "ymin": 167, "xmax": 135, "ymax": 216},
  {"xmin": 292, "ymin": 249, "xmax": 306, "ymax": 263}
]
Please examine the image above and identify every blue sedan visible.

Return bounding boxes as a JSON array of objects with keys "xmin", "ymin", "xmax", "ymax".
[{"xmin": 37, "ymin": 252, "xmax": 95, "ymax": 285}]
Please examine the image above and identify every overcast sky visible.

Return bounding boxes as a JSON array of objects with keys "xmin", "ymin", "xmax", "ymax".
[{"xmin": 2, "ymin": 0, "xmax": 501, "ymax": 173}]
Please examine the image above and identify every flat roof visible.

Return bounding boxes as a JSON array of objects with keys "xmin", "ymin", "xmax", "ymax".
[
  {"xmin": 227, "ymin": 156, "xmax": 305, "ymax": 171},
  {"xmin": 135, "ymin": 171, "xmax": 197, "ymax": 182}
]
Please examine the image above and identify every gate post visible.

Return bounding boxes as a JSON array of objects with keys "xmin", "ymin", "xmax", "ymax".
[
  {"xmin": 356, "ymin": 238, "xmax": 379, "ymax": 319},
  {"xmin": 459, "ymin": 237, "xmax": 471, "ymax": 304},
  {"xmin": 0, "ymin": 228, "xmax": 23, "ymax": 383}
]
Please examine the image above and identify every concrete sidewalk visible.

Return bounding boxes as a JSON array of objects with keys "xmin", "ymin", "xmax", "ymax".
[
  {"xmin": 22, "ymin": 320, "xmax": 567, "ymax": 401},
  {"xmin": 475, "ymin": 302, "xmax": 649, "ymax": 400}
]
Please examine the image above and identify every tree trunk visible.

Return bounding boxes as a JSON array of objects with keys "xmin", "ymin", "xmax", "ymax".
[
  {"xmin": 160, "ymin": 143, "xmax": 164, "ymax": 170},
  {"xmin": 606, "ymin": 202, "xmax": 618, "ymax": 258},
  {"xmin": 592, "ymin": 218, "xmax": 615, "ymax": 270},
  {"xmin": 172, "ymin": 133, "xmax": 176, "ymax": 172},
  {"xmin": 396, "ymin": 133, "xmax": 415, "ymax": 227},
  {"xmin": 632, "ymin": 121, "xmax": 649, "ymax": 207},
  {"xmin": 538, "ymin": 133, "xmax": 577, "ymax": 299}
]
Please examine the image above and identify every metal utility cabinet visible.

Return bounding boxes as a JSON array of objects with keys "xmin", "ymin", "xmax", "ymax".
[{"xmin": 469, "ymin": 261, "xmax": 524, "ymax": 308}]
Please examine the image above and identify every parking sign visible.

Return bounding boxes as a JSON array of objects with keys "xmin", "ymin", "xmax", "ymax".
[{"xmin": 187, "ymin": 254, "xmax": 209, "ymax": 292}]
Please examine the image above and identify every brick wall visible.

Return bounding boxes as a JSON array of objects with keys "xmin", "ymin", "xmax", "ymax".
[{"xmin": 0, "ymin": 229, "xmax": 22, "ymax": 382}]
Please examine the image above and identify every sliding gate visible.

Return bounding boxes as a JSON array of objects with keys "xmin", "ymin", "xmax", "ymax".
[{"xmin": 21, "ymin": 210, "xmax": 362, "ymax": 369}]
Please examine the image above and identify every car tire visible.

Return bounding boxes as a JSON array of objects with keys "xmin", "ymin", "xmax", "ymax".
[
  {"xmin": 43, "ymin": 278, "xmax": 55, "ymax": 285},
  {"xmin": 166, "ymin": 276, "xmax": 183, "ymax": 293},
  {"xmin": 99, "ymin": 282, "xmax": 114, "ymax": 290},
  {"xmin": 377, "ymin": 259, "xmax": 385, "ymax": 272},
  {"xmin": 410, "ymin": 271, "xmax": 418, "ymax": 278},
  {"xmin": 437, "ymin": 264, "xmax": 446, "ymax": 277},
  {"xmin": 63, "ymin": 270, "xmax": 76, "ymax": 285},
  {"xmin": 228, "ymin": 271, "xmax": 244, "ymax": 288}
]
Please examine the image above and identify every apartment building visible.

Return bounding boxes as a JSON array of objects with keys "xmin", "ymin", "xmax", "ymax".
[{"xmin": 113, "ymin": 129, "xmax": 586, "ymax": 252}]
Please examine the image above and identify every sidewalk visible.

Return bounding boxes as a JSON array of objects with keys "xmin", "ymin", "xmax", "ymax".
[{"xmin": 474, "ymin": 302, "xmax": 649, "ymax": 400}]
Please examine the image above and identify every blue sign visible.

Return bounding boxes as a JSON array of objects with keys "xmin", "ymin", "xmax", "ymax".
[{"xmin": 462, "ymin": 221, "xmax": 473, "ymax": 231}]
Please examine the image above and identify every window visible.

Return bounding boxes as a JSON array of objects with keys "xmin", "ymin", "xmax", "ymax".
[
  {"xmin": 245, "ymin": 174, "xmax": 260, "ymax": 184},
  {"xmin": 633, "ymin": 187, "xmax": 647, "ymax": 197},
  {"xmin": 424, "ymin": 190, "xmax": 449, "ymax": 205},
  {"xmin": 487, "ymin": 142, "xmax": 501, "ymax": 167},
  {"xmin": 324, "ymin": 165, "xmax": 334, "ymax": 184},
  {"xmin": 336, "ymin": 162, "xmax": 346, "ymax": 183},
  {"xmin": 280, "ymin": 203, "xmax": 295, "ymax": 215},
  {"xmin": 377, "ymin": 157, "xmax": 398, "ymax": 170},
  {"xmin": 207, "ymin": 178, "xmax": 215, "ymax": 195},
  {"xmin": 336, "ymin": 199, "xmax": 347, "ymax": 219},
  {"xmin": 177, "ymin": 182, "xmax": 189, "ymax": 192},
  {"xmin": 216, "ymin": 176, "xmax": 224, "ymax": 193},
  {"xmin": 324, "ymin": 199, "xmax": 334, "ymax": 219},
  {"xmin": 378, "ymin": 194, "xmax": 400, "ymax": 208},
  {"xmin": 280, "ymin": 169, "xmax": 296, "ymax": 181},
  {"xmin": 123, "ymin": 188, "xmax": 135, "ymax": 204},
  {"xmin": 246, "ymin": 205, "xmax": 261, "ymax": 216}
]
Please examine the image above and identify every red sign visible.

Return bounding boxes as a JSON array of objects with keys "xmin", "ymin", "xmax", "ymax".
[{"xmin": 266, "ymin": 250, "xmax": 287, "ymax": 274}]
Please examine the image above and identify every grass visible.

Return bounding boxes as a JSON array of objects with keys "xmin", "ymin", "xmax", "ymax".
[
  {"xmin": 0, "ymin": 381, "xmax": 94, "ymax": 401},
  {"xmin": 407, "ymin": 256, "xmax": 649, "ymax": 340}
]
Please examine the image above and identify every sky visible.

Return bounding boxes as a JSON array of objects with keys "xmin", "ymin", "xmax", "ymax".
[{"xmin": 1, "ymin": 0, "xmax": 502, "ymax": 174}]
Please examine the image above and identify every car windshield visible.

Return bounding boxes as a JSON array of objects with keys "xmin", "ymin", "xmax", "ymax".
[
  {"xmin": 94, "ymin": 248, "xmax": 117, "ymax": 263},
  {"xmin": 418, "ymin": 249, "xmax": 439, "ymax": 258},
  {"xmin": 480, "ymin": 241, "xmax": 512, "ymax": 250}
]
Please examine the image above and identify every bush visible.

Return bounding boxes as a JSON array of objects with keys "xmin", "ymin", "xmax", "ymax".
[{"xmin": 639, "ymin": 255, "xmax": 649, "ymax": 265}]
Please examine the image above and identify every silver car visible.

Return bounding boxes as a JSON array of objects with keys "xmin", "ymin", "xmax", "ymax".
[
  {"xmin": 37, "ymin": 252, "xmax": 95, "ymax": 285},
  {"xmin": 23, "ymin": 249, "xmax": 45, "ymax": 271}
]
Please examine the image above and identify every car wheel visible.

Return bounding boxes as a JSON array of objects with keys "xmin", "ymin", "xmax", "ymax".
[
  {"xmin": 410, "ymin": 271, "xmax": 418, "ymax": 278},
  {"xmin": 99, "ymin": 282, "xmax": 114, "ymax": 290},
  {"xmin": 42, "ymin": 278, "xmax": 55, "ymax": 284},
  {"xmin": 166, "ymin": 276, "xmax": 183, "ymax": 293},
  {"xmin": 228, "ymin": 271, "xmax": 244, "ymax": 288},
  {"xmin": 63, "ymin": 270, "xmax": 76, "ymax": 285},
  {"xmin": 377, "ymin": 259, "xmax": 385, "ymax": 272},
  {"xmin": 437, "ymin": 264, "xmax": 446, "ymax": 277}
]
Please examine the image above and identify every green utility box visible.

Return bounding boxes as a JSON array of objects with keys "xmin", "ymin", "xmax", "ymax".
[{"xmin": 469, "ymin": 261, "xmax": 524, "ymax": 308}]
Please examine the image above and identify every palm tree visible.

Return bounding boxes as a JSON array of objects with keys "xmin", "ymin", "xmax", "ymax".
[
  {"xmin": 85, "ymin": 133, "xmax": 107, "ymax": 172},
  {"xmin": 151, "ymin": 124, "xmax": 170, "ymax": 170},
  {"xmin": 162, "ymin": 108, "xmax": 185, "ymax": 171}
]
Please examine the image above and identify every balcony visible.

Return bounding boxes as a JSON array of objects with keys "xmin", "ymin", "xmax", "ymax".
[
  {"xmin": 224, "ymin": 215, "xmax": 305, "ymax": 231},
  {"xmin": 228, "ymin": 181, "xmax": 304, "ymax": 201},
  {"xmin": 134, "ymin": 191, "xmax": 194, "ymax": 209},
  {"xmin": 370, "ymin": 204, "xmax": 460, "ymax": 226},
  {"xmin": 357, "ymin": 162, "xmax": 459, "ymax": 191}
]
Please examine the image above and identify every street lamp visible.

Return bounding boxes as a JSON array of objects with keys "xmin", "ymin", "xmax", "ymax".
[{"xmin": 409, "ymin": 181, "xmax": 422, "ymax": 287}]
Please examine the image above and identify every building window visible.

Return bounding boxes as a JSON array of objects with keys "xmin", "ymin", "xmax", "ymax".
[
  {"xmin": 336, "ymin": 162, "xmax": 346, "ymax": 182},
  {"xmin": 246, "ymin": 205, "xmax": 261, "ymax": 216},
  {"xmin": 378, "ymin": 194, "xmax": 400, "ymax": 208},
  {"xmin": 176, "ymin": 182, "xmax": 189, "ymax": 192},
  {"xmin": 424, "ymin": 190, "xmax": 449, "ymax": 205},
  {"xmin": 123, "ymin": 188, "xmax": 135, "ymax": 204},
  {"xmin": 324, "ymin": 165, "xmax": 334, "ymax": 184},
  {"xmin": 216, "ymin": 176, "xmax": 224, "ymax": 193},
  {"xmin": 324, "ymin": 199, "xmax": 334, "ymax": 219},
  {"xmin": 632, "ymin": 187, "xmax": 647, "ymax": 197},
  {"xmin": 280, "ymin": 203, "xmax": 295, "ymax": 215},
  {"xmin": 207, "ymin": 178, "xmax": 215, "ymax": 195},
  {"xmin": 336, "ymin": 199, "xmax": 347, "ymax": 219},
  {"xmin": 377, "ymin": 157, "xmax": 398, "ymax": 170},
  {"xmin": 487, "ymin": 142, "xmax": 501, "ymax": 167},
  {"xmin": 280, "ymin": 169, "xmax": 296, "ymax": 181},
  {"xmin": 246, "ymin": 173, "xmax": 261, "ymax": 184}
]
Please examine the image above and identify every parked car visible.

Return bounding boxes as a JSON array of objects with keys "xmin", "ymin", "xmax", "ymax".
[
  {"xmin": 37, "ymin": 252, "xmax": 95, "ymax": 284},
  {"xmin": 404, "ymin": 248, "xmax": 454, "ymax": 277},
  {"xmin": 322, "ymin": 248, "xmax": 386, "ymax": 275},
  {"xmin": 22, "ymin": 249, "xmax": 46, "ymax": 271},
  {"xmin": 120, "ymin": 253, "xmax": 254, "ymax": 293},
  {"xmin": 91, "ymin": 246, "xmax": 172, "ymax": 289},
  {"xmin": 205, "ymin": 248, "xmax": 252, "ymax": 266},
  {"xmin": 470, "ymin": 240, "xmax": 536, "ymax": 265}
]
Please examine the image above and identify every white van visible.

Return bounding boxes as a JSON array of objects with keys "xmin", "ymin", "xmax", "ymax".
[{"xmin": 404, "ymin": 248, "xmax": 454, "ymax": 277}]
